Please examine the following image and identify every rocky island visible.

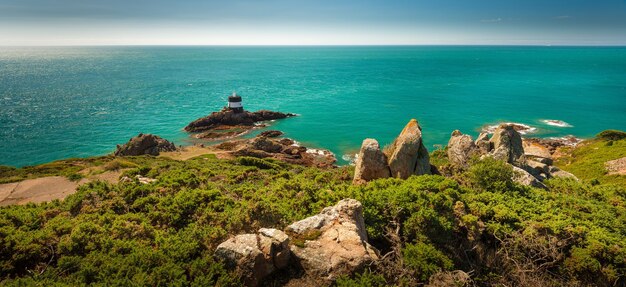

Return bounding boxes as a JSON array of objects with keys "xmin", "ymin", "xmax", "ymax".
[{"xmin": 184, "ymin": 93, "xmax": 296, "ymax": 139}]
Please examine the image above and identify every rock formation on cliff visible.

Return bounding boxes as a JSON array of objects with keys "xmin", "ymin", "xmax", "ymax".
[
  {"xmin": 114, "ymin": 133, "xmax": 177, "ymax": 156},
  {"xmin": 352, "ymin": 139, "xmax": 390, "ymax": 184},
  {"xmin": 385, "ymin": 119, "xmax": 432, "ymax": 178},
  {"xmin": 444, "ymin": 124, "xmax": 578, "ymax": 188},
  {"xmin": 353, "ymin": 119, "xmax": 432, "ymax": 184},
  {"xmin": 214, "ymin": 199, "xmax": 378, "ymax": 286}
]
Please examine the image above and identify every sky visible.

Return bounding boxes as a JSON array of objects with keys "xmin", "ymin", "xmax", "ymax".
[{"xmin": 0, "ymin": 0, "xmax": 625, "ymax": 45}]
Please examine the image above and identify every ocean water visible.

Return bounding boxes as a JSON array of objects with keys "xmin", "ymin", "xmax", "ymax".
[{"xmin": 1, "ymin": 46, "xmax": 625, "ymax": 167}]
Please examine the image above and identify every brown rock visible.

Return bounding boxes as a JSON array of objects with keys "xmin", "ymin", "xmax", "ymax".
[
  {"xmin": 114, "ymin": 133, "xmax": 176, "ymax": 156},
  {"xmin": 386, "ymin": 119, "xmax": 431, "ymax": 179},
  {"xmin": 475, "ymin": 132, "xmax": 492, "ymax": 154},
  {"xmin": 353, "ymin": 138, "xmax": 390, "ymax": 184},
  {"xmin": 258, "ymin": 130, "xmax": 284, "ymax": 138},
  {"xmin": 512, "ymin": 165, "xmax": 546, "ymax": 189}
]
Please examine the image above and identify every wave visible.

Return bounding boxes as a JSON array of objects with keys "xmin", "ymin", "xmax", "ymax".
[
  {"xmin": 342, "ymin": 153, "xmax": 358, "ymax": 165},
  {"xmin": 481, "ymin": 122, "xmax": 537, "ymax": 135},
  {"xmin": 542, "ymin": 119, "xmax": 573, "ymax": 128}
]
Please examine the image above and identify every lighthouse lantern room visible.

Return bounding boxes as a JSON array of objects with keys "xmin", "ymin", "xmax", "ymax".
[{"xmin": 227, "ymin": 92, "xmax": 244, "ymax": 113}]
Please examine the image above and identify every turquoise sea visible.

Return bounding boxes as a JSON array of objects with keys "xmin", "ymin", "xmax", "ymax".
[{"xmin": 1, "ymin": 46, "xmax": 625, "ymax": 167}]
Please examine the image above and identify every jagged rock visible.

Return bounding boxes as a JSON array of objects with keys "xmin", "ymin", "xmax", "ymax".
[
  {"xmin": 114, "ymin": 133, "xmax": 176, "ymax": 156},
  {"xmin": 215, "ymin": 228, "xmax": 290, "ymax": 287},
  {"xmin": 185, "ymin": 109, "xmax": 295, "ymax": 133},
  {"xmin": 475, "ymin": 132, "xmax": 492, "ymax": 154},
  {"xmin": 549, "ymin": 166, "xmax": 579, "ymax": 180},
  {"xmin": 353, "ymin": 139, "xmax": 390, "ymax": 184},
  {"xmin": 447, "ymin": 130, "xmax": 478, "ymax": 168},
  {"xmin": 528, "ymin": 156, "xmax": 553, "ymax": 166},
  {"xmin": 251, "ymin": 137, "xmax": 284, "ymax": 153},
  {"xmin": 489, "ymin": 124, "xmax": 525, "ymax": 165},
  {"xmin": 258, "ymin": 130, "xmax": 284, "ymax": 138},
  {"xmin": 386, "ymin": 119, "xmax": 431, "ymax": 179},
  {"xmin": 523, "ymin": 140, "xmax": 552, "ymax": 159},
  {"xmin": 285, "ymin": 199, "xmax": 379, "ymax": 282},
  {"xmin": 526, "ymin": 160, "xmax": 550, "ymax": 175},
  {"xmin": 512, "ymin": 165, "xmax": 546, "ymax": 189}
]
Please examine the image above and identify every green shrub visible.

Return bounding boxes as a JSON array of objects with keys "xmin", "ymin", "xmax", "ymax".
[
  {"xmin": 403, "ymin": 242, "xmax": 454, "ymax": 281},
  {"xmin": 596, "ymin": 130, "xmax": 626, "ymax": 141},
  {"xmin": 237, "ymin": 156, "xmax": 280, "ymax": 170}
]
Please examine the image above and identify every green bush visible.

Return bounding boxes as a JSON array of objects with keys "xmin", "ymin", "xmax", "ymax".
[
  {"xmin": 596, "ymin": 130, "xmax": 626, "ymax": 141},
  {"xmin": 403, "ymin": 242, "xmax": 454, "ymax": 281}
]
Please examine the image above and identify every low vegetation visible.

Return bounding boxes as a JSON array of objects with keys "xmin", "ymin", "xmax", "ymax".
[{"xmin": 0, "ymin": 133, "xmax": 624, "ymax": 286}]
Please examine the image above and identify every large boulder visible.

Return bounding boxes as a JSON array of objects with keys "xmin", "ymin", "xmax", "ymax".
[
  {"xmin": 353, "ymin": 139, "xmax": 390, "ymax": 184},
  {"xmin": 386, "ymin": 119, "xmax": 431, "ymax": 179},
  {"xmin": 114, "ymin": 133, "xmax": 176, "ymax": 156},
  {"xmin": 447, "ymin": 130, "xmax": 478, "ymax": 168},
  {"xmin": 549, "ymin": 166, "xmax": 579, "ymax": 180},
  {"xmin": 489, "ymin": 124, "xmax": 525, "ymax": 165},
  {"xmin": 215, "ymin": 228, "xmax": 290, "ymax": 287},
  {"xmin": 285, "ymin": 199, "xmax": 379, "ymax": 282}
]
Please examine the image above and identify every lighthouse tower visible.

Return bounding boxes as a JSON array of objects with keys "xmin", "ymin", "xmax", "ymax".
[{"xmin": 227, "ymin": 92, "xmax": 244, "ymax": 113}]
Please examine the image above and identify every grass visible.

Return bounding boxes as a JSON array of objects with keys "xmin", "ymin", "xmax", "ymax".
[{"xmin": 554, "ymin": 137, "xmax": 626, "ymax": 186}]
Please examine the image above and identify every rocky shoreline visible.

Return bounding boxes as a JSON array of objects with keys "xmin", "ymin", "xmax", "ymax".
[{"xmin": 184, "ymin": 107, "xmax": 296, "ymax": 139}]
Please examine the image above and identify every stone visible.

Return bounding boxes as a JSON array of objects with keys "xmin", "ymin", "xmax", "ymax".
[
  {"xmin": 475, "ymin": 132, "xmax": 492, "ymax": 154},
  {"xmin": 215, "ymin": 229, "xmax": 290, "ymax": 287},
  {"xmin": 285, "ymin": 199, "xmax": 379, "ymax": 282},
  {"xmin": 386, "ymin": 119, "xmax": 431, "ymax": 179},
  {"xmin": 512, "ymin": 165, "xmax": 546, "ymax": 189},
  {"xmin": 114, "ymin": 133, "xmax": 176, "ymax": 156},
  {"xmin": 353, "ymin": 139, "xmax": 390, "ymax": 184},
  {"xmin": 258, "ymin": 130, "xmax": 284, "ymax": 138},
  {"xmin": 522, "ymin": 140, "xmax": 552, "ymax": 159},
  {"xmin": 185, "ymin": 108, "xmax": 296, "ymax": 133},
  {"xmin": 447, "ymin": 130, "xmax": 478, "ymax": 168},
  {"xmin": 526, "ymin": 160, "xmax": 549, "ymax": 175},
  {"xmin": 251, "ymin": 137, "xmax": 284, "ymax": 153},
  {"xmin": 605, "ymin": 157, "xmax": 626, "ymax": 176},
  {"xmin": 527, "ymin": 156, "xmax": 553, "ymax": 166},
  {"xmin": 489, "ymin": 124, "xmax": 525, "ymax": 165},
  {"xmin": 549, "ymin": 166, "xmax": 579, "ymax": 180}
]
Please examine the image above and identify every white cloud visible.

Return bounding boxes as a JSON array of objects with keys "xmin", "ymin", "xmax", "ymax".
[{"xmin": 480, "ymin": 18, "xmax": 502, "ymax": 23}]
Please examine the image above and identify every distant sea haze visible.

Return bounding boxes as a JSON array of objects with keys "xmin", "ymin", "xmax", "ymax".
[{"xmin": 1, "ymin": 46, "xmax": 625, "ymax": 167}]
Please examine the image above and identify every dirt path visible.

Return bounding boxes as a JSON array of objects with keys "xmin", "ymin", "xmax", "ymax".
[
  {"xmin": 160, "ymin": 145, "xmax": 234, "ymax": 160},
  {"xmin": 0, "ymin": 170, "xmax": 123, "ymax": 207}
]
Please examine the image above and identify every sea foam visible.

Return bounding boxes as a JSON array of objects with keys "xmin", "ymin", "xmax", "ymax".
[{"xmin": 542, "ymin": 119, "xmax": 573, "ymax": 128}]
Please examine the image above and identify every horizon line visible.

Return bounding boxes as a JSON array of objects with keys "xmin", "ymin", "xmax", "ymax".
[{"xmin": 2, "ymin": 44, "xmax": 626, "ymax": 48}]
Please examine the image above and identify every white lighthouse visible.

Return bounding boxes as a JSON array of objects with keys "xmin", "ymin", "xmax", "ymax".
[{"xmin": 227, "ymin": 92, "xmax": 244, "ymax": 113}]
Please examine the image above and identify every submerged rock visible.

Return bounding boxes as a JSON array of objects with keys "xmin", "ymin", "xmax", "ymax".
[
  {"xmin": 114, "ymin": 133, "xmax": 176, "ymax": 156},
  {"xmin": 286, "ymin": 199, "xmax": 379, "ymax": 282},
  {"xmin": 386, "ymin": 119, "xmax": 431, "ymax": 179},
  {"xmin": 353, "ymin": 138, "xmax": 390, "ymax": 184},
  {"xmin": 447, "ymin": 130, "xmax": 478, "ymax": 168}
]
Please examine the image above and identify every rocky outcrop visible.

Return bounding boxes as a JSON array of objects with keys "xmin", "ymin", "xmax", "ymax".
[
  {"xmin": 353, "ymin": 139, "xmax": 390, "ymax": 184},
  {"xmin": 114, "ymin": 133, "xmax": 176, "ymax": 156},
  {"xmin": 605, "ymin": 157, "xmax": 626, "ymax": 176},
  {"xmin": 215, "ymin": 133, "xmax": 336, "ymax": 168},
  {"xmin": 286, "ymin": 199, "xmax": 379, "ymax": 282},
  {"xmin": 447, "ymin": 130, "xmax": 478, "ymax": 168},
  {"xmin": 185, "ymin": 108, "xmax": 295, "ymax": 133},
  {"xmin": 512, "ymin": 165, "xmax": 546, "ymax": 189},
  {"xmin": 258, "ymin": 130, "xmax": 284, "ymax": 138},
  {"xmin": 489, "ymin": 124, "xmax": 525, "ymax": 165},
  {"xmin": 214, "ymin": 199, "xmax": 378, "ymax": 286},
  {"xmin": 215, "ymin": 228, "xmax": 290, "ymax": 287},
  {"xmin": 386, "ymin": 119, "xmax": 431, "ymax": 179},
  {"xmin": 475, "ymin": 132, "xmax": 492, "ymax": 154}
]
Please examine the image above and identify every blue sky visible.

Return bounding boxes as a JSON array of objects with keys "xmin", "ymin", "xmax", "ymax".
[{"xmin": 1, "ymin": 0, "xmax": 625, "ymax": 45}]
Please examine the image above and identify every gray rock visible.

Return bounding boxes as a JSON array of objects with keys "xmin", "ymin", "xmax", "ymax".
[
  {"xmin": 512, "ymin": 165, "xmax": 546, "ymax": 189},
  {"xmin": 489, "ymin": 124, "xmax": 525, "ymax": 165},
  {"xmin": 549, "ymin": 166, "xmax": 579, "ymax": 180},
  {"xmin": 353, "ymin": 139, "xmax": 390, "ymax": 184},
  {"xmin": 386, "ymin": 119, "xmax": 431, "ymax": 179},
  {"xmin": 447, "ymin": 130, "xmax": 478, "ymax": 168},
  {"xmin": 114, "ymin": 133, "xmax": 176, "ymax": 156},
  {"xmin": 475, "ymin": 132, "xmax": 492, "ymax": 154},
  {"xmin": 526, "ymin": 160, "xmax": 550, "ymax": 175},
  {"xmin": 286, "ymin": 199, "xmax": 379, "ymax": 282},
  {"xmin": 215, "ymin": 229, "xmax": 290, "ymax": 287}
]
